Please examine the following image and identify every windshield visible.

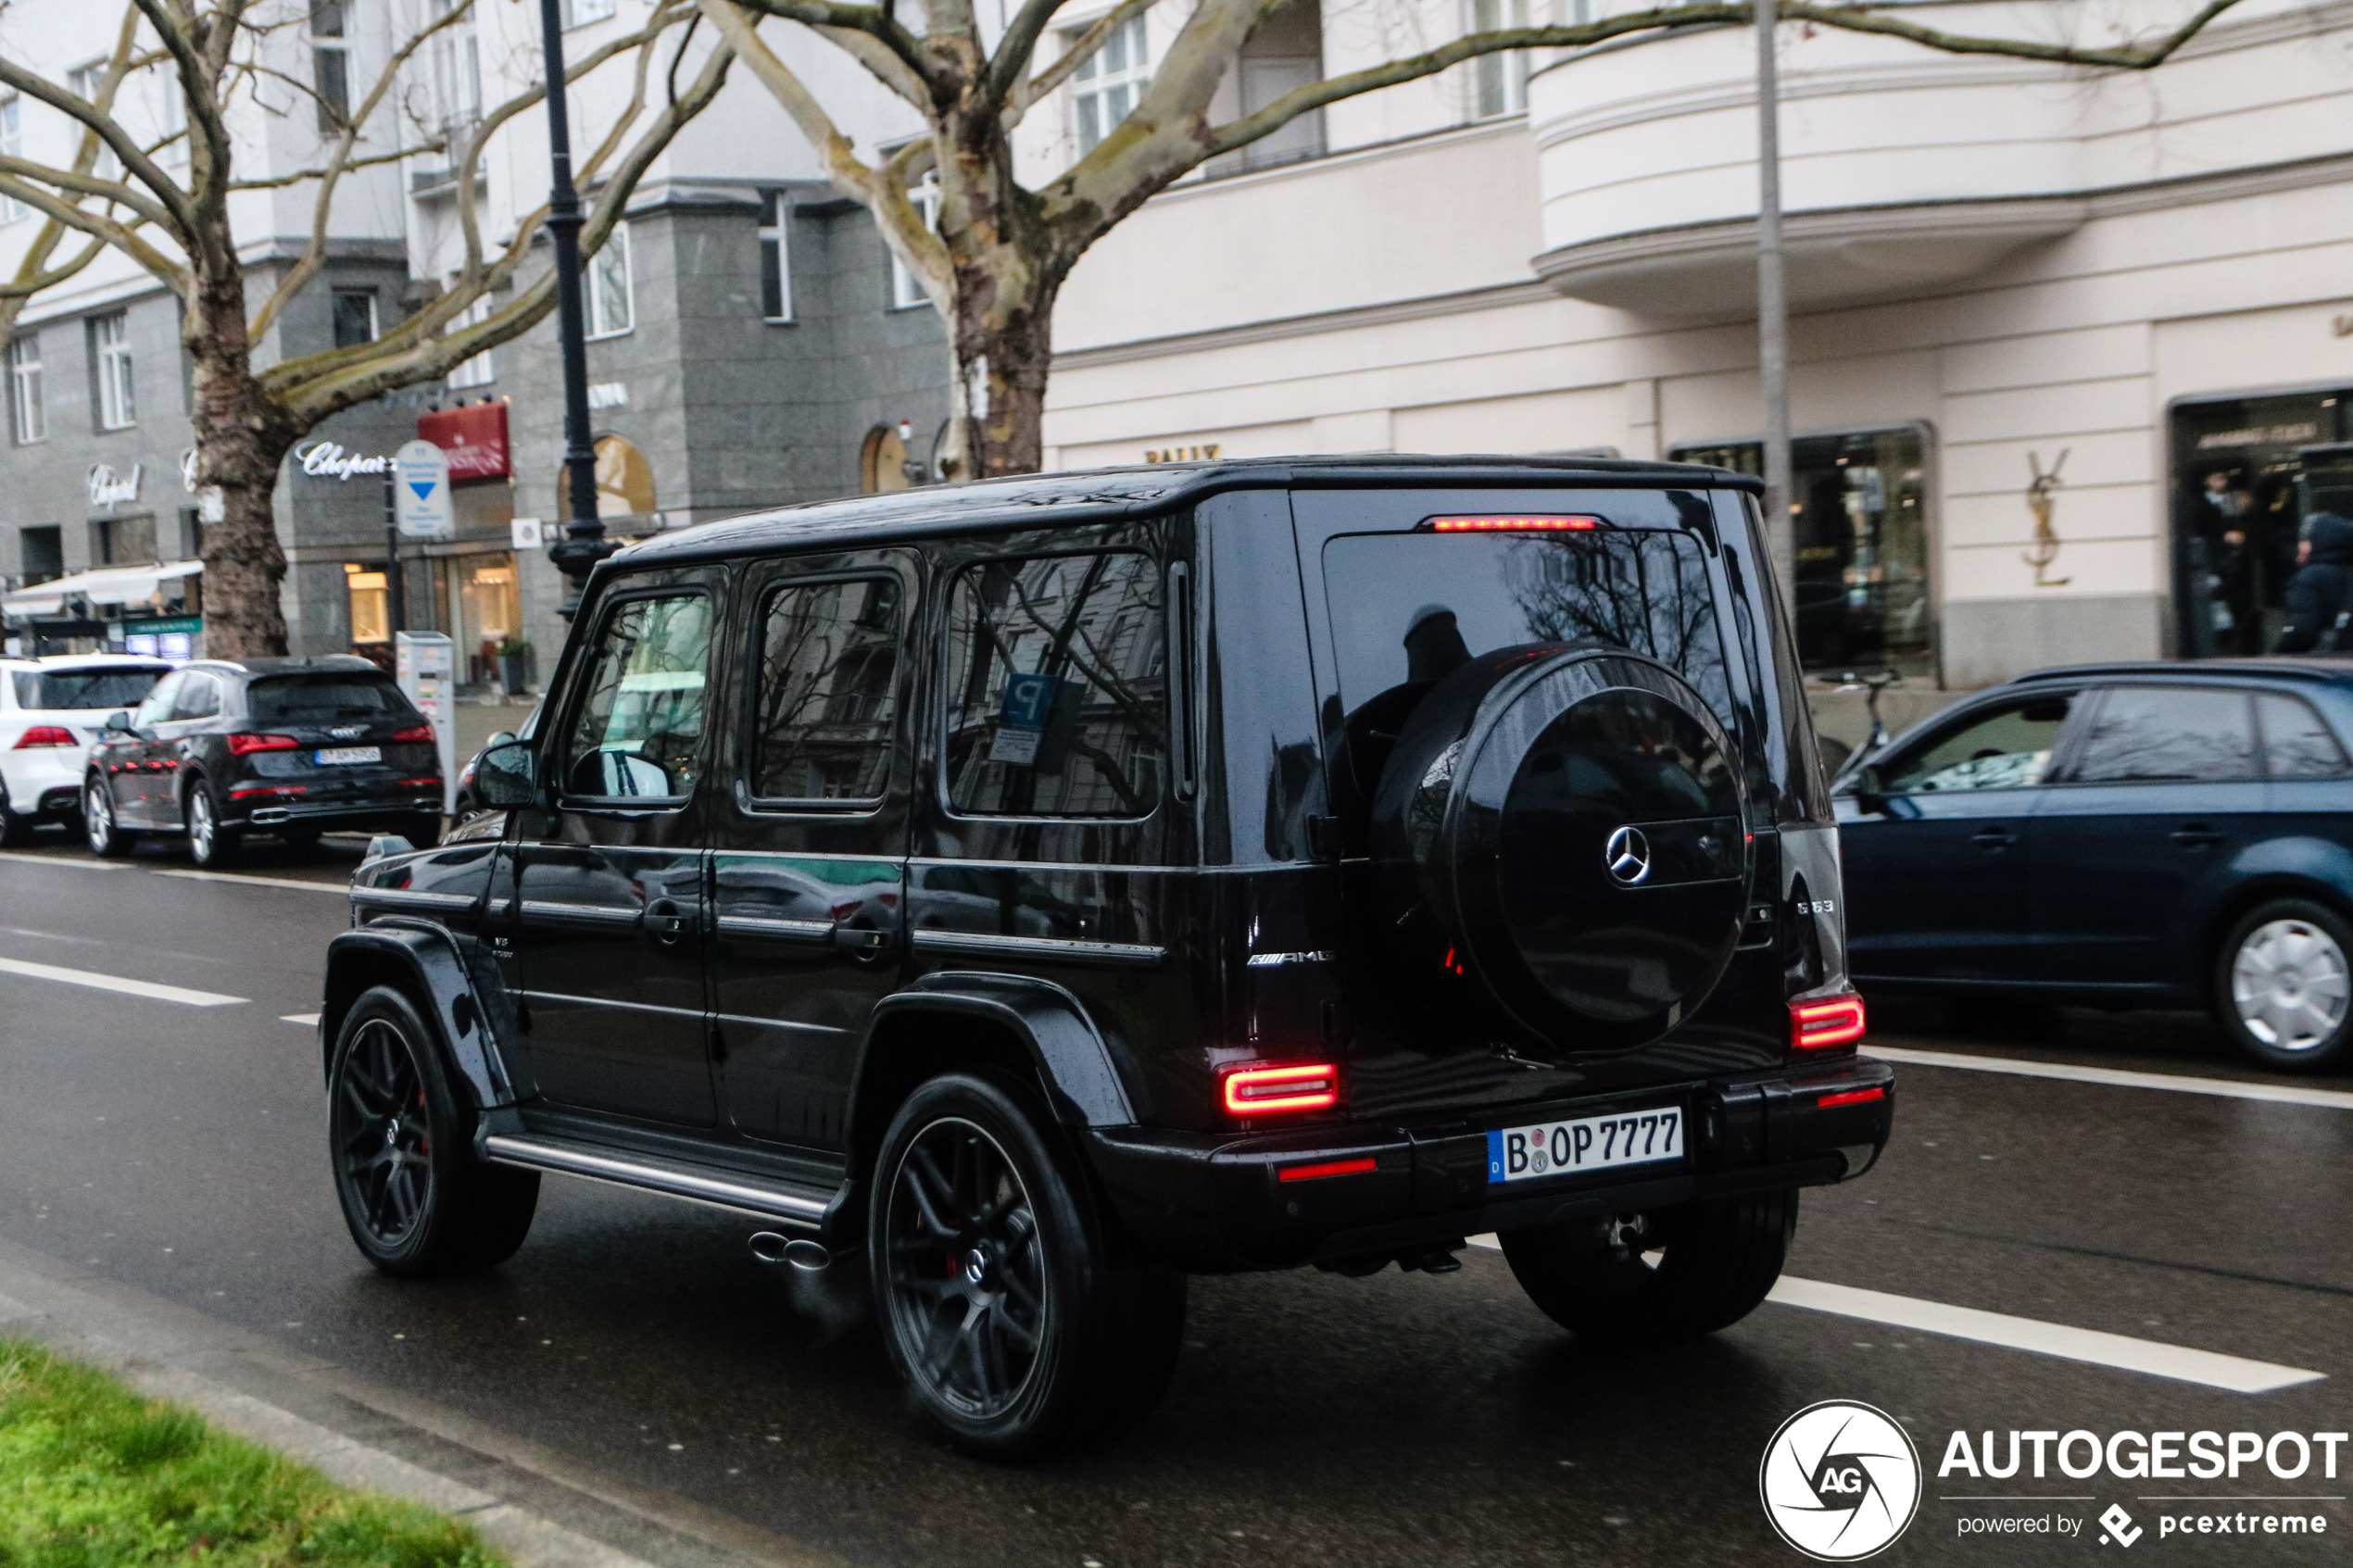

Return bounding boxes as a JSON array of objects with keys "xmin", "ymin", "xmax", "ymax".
[
  {"xmin": 247, "ymin": 673, "xmax": 419, "ymax": 725},
  {"xmin": 13, "ymin": 667, "xmax": 168, "ymax": 711},
  {"xmin": 1321, "ymin": 529, "xmax": 1735, "ymax": 726}
]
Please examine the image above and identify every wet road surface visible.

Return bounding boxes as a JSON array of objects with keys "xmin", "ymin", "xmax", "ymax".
[{"xmin": 1, "ymin": 833, "xmax": 2348, "ymax": 1565}]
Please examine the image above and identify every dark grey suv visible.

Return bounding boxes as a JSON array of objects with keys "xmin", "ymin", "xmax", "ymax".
[{"xmin": 323, "ymin": 457, "xmax": 1892, "ymax": 1456}]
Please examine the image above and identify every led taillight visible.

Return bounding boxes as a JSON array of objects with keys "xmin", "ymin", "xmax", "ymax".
[
  {"xmin": 226, "ymin": 733, "xmax": 299, "ymax": 756},
  {"xmin": 392, "ymin": 723, "xmax": 433, "ymax": 743},
  {"xmin": 12, "ymin": 726, "xmax": 78, "ymax": 748},
  {"xmin": 1426, "ymin": 515, "xmax": 1603, "ymax": 533},
  {"xmin": 1817, "ymin": 1086, "xmax": 1884, "ymax": 1109},
  {"xmin": 1221, "ymin": 1061, "xmax": 1340, "ymax": 1116},
  {"xmin": 1791, "ymin": 994, "xmax": 1867, "ymax": 1049}
]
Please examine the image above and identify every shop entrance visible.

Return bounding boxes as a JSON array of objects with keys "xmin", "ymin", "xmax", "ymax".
[{"xmin": 2171, "ymin": 387, "xmax": 2353, "ymax": 658}]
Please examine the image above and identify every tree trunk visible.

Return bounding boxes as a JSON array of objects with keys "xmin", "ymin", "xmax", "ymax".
[
  {"xmin": 955, "ymin": 276, "xmax": 1055, "ymax": 479},
  {"xmin": 186, "ymin": 268, "xmax": 293, "ymax": 659}
]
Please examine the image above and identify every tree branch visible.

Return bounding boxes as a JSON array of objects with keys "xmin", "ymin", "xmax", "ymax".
[
  {"xmin": 0, "ymin": 174, "xmax": 184, "ymax": 287},
  {"xmin": 227, "ymin": 140, "xmax": 439, "ymax": 193},
  {"xmin": 0, "ymin": 32, "xmax": 202, "ymax": 245},
  {"xmin": 695, "ymin": 0, "xmax": 884, "ymax": 192},
  {"xmin": 0, "ymin": 232, "xmax": 108, "ymax": 301},
  {"xmin": 127, "ymin": 0, "xmax": 231, "ymax": 194},
  {"xmin": 729, "ymin": 0, "xmax": 939, "ymax": 100},
  {"xmin": 0, "ymin": 157, "xmax": 179, "ymax": 232}
]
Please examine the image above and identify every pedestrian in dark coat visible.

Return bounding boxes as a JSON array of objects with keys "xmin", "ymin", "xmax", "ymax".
[{"xmin": 2274, "ymin": 513, "xmax": 2353, "ymax": 653}]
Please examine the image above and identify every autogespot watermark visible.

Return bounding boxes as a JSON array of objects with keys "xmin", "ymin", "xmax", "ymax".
[{"xmin": 1759, "ymin": 1400, "xmax": 1924, "ymax": 1561}]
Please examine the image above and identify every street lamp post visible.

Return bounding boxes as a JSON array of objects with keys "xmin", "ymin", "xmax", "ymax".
[
  {"xmin": 537, "ymin": 0, "xmax": 609, "ymax": 621},
  {"xmin": 1755, "ymin": 0, "xmax": 1794, "ymax": 618}
]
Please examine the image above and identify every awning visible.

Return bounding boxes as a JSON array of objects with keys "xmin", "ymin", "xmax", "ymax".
[{"xmin": 3, "ymin": 559, "xmax": 201, "ymax": 613}]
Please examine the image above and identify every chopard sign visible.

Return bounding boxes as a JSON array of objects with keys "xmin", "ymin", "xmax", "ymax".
[
  {"xmin": 87, "ymin": 463, "xmax": 142, "ymax": 508},
  {"xmin": 294, "ymin": 441, "xmax": 395, "ymax": 480}
]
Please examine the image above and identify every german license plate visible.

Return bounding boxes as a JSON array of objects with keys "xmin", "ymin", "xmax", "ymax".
[
  {"xmin": 314, "ymin": 746, "xmax": 381, "ymax": 765},
  {"xmin": 1487, "ymin": 1105, "xmax": 1684, "ymax": 1184}
]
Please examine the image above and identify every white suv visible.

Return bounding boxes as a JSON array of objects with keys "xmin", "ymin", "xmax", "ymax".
[{"xmin": 0, "ymin": 656, "xmax": 170, "ymax": 846}]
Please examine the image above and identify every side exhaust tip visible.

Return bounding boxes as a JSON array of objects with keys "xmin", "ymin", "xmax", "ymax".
[{"xmin": 749, "ymin": 1233, "xmax": 833, "ymax": 1273}]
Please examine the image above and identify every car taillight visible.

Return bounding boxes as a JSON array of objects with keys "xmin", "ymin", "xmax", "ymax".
[
  {"xmin": 1425, "ymin": 515, "xmax": 1602, "ymax": 533},
  {"xmin": 1792, "ymin": 994, "xmax": 1867, "ymax": 1049},
  {"xmin": 225, "ymin": 733, "xmax": 300, "ymax": 756},
  {"xmin": 1817, "ymin": 1085, "xmax": 1884, "ymax": 1109},
  {"xmin": 12, "ymin": 726, "xmax": 78, "ymax": 748},
  {"xmin": 392, "ymin": 724, "xmax": 433, "ymax": 743},
  {"xmin": 1221, "ymin": 1061, "xmax": 1340, "ymax": 1116}
]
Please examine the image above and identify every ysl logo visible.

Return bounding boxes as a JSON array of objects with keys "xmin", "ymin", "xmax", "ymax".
[{"xmin": 2025, "ymin": 448, "xmax": 2071, "ymax": 587}]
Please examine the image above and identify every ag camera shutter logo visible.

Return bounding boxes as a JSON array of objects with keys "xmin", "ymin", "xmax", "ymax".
[{"xmin": 1759, "ymin": 1400, "xmax": 1921, "ymax": 1561}]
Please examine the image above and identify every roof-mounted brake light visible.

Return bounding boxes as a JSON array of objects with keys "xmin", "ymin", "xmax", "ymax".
[{"xmin": 1425, "ymin": 515, "xmax": 1604, "ymax": 533}]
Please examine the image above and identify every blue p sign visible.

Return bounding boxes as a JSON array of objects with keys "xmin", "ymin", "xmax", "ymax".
[{"xmin": 1000, "ymin": 672, "xmax": 1057, "ymax": 729}]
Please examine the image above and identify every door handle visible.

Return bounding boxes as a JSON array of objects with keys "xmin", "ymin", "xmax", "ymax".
[
  {"xmin": 834, "ymin": 922, "xmax": 899, "ymax": 962},
  {"xmin": 643, "ymin": 897, "xmax": 692, "ymax": 944},
  {"xmin": 2171, "ymin": 824, "xmax": 2225, "ymax": 849},
  {"xmin": 1971, "ymin": 826, "xmax": 2018, "ymax": 851}
]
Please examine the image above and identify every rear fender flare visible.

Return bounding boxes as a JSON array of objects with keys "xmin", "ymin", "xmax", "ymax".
[
  {"xmin": 856, "ymin": 972, "xmax": 1136, "ymax": 1139},
  {"xmin": 321, "ymin": 921, "xmax": 518, "ymax": 1112}
]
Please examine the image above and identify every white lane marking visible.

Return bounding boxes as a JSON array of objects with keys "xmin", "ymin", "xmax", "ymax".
[
  {"xmin": 1463, "ymin": 1237, "xmax": 2321, "ymax": 1393},
  {"xmin": 0, "ymin": 955, "xmax": 245, "ymax": 1008},
  {"xmin": 1870, "ymin": 1044, "xmax": 2353, "ymax": 1112},
  {"xmin": 281, "ymin": 1013, "xmax": 321, "ymax": 1026},
  {"xmin": 0, "ymin": 851, "xmax": 131, "ymax": 871},
  {"xmin": 152, "ymin": 869, "xmax": 347, "ymax": 895}
]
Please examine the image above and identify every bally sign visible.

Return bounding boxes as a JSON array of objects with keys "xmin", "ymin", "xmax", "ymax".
[
  {"xmin": 417, "ymin": 401, "xmax": 510, "ymax": 484},
  {"xmin": 295, "ymin": 441, "xmax": 396, "ymax": 480}
]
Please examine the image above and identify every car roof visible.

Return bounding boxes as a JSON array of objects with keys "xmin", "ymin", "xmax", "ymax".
[
  {"xmin": 0, "ymin": 653, "xmax": 173, "ymax": 670},
  {"xmin": 185, "ymin": 655, "xmax": 387, "ymax": 680},
  {"xmin": 604, "ymin": 454, "xmax": 1759, "ymax": 572},
  {"xmin": 2010, "ymin": 658, "xmax": 2353, "ymax": 687}
]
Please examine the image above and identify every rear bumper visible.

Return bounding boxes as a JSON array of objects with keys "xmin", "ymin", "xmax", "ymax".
[
  {"xmin": 1082, "ymin": 1054, "xmax": 1894, "ymax": 1272},
  {"xmin": 235, "ymin": 793, "xmax": 441, "ymax": 830},
  {"xmin": 0, "ymin": 750, "xmax": 90, "ymax": 816}
]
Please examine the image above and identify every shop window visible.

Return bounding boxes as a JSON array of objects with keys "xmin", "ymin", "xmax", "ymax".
[
  {"xmin": 457, "ymin": 552, "xmax": 519, "ymax": 684},
  {"xmin": 1673, "ymin": 426, "xmax": 1932, "ymax": 678},
  {"xmin": 8, "ymin": 332, "xmax": 43, "ymax": 444},
  {"xmin": 2171, "ymin": 387, "xmax": 2353, "ymax": 659},
  {"xmin": 97, "ymin": 513, "xmax": 156, "ymax": 565},
  {"xmin": 1070, "ymin": 15, "xmax": 1149, "ymax": 155},
  {"xmin": 586, "ymin": 224, "xmax": 633, "ymax": 338},
  {"xmin": 859, "ymin": 423, "xmax": 911, "ymax": 493},
  {"xmin": 346, "ymin": 562, "xmax": 389, "ymax": 645},
  {"xmin": 759, "ymin": 192, "xmax": 792, "ymax": 322},
  {"xmin": 20, "ymin": 524, "xmax": 62, "ymax": 586}
]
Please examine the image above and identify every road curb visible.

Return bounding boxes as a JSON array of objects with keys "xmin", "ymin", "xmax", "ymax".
[{"xmin": 0, "ymin": 1236, "xmax": 850, "ymax": 1568}]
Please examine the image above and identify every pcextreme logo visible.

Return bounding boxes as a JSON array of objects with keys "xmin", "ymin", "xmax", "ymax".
[{"xmin": 1760, "ymin": 1400, "xmax": 1924, "ymax": 1561}]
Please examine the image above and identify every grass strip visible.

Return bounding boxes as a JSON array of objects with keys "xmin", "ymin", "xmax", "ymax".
[{"xmin": 0, "ymin": 1337, "xmax": 507, "ymax": 1568}]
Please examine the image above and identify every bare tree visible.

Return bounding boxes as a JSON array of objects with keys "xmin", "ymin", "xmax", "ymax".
[
  {"xmin": 0, "ymin": 0, "xmax": 735, "ymax": 657},
  {"xmin": 694, "ymin": 0, "xmax": 2241, "ymax": 480}
]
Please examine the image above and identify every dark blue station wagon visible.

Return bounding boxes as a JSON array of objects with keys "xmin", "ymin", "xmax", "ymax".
[{"xmin": 1834, "ymin": 660, "xmax": 2353, "ymax": 1071}]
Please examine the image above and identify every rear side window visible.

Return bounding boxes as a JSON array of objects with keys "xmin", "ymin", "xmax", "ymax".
[
  {"xmin": 2259, "ymin": 693, "xmax": 2348, "ymax": 778},
  {"xmin": 2071, "ymin": 687, "xmax": 2257, "ymax": 784},
  {"xmin": 1319, "ymin": 528, "xmax": 1734, "ymax": 729},
  {"xmin": 562, "ymin": 593, "xmax": 711, "ymax": 799},
  {"xmin": 1881, "ymin": 694, "xmax": 2072, "ymax": 794},
  {"xmin": 247, "ymin": 673, "xmax": 416, "ymax": 725},
  {"xmin": 943, "ymin": 552, "xmax": 1166, "ymax": 818},
  {"xmin": 13, "ymin": 666, "xmax": 165, "ymax": 710},
  {"xmin": 751, "ymin": 576, "xmax": 902, "ymax": 804}
]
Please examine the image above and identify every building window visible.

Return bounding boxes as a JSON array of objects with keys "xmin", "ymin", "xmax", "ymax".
[
  {"xmin": 1204, "ymin": 0, "xmax": 1323, "ymax": 179},
  {"xmin": 445, "ymin": 290, "xmax": 495, "ymax": 388},
  {"xmin": 585, "ymin": 224, "xmax": 633, "ymax": 338},
  {"xmin": 759, "ymin": 191, "xmax": 792, "ymax": 322},
  {"xmin": 93, "ymin": 310, "xmax": 135, "ymax": 430},
  {"xmin": 346, "ymin": 562, "xmax": 390, "ymax": 646},
  {"xmin": 97, "ymin": 513, "xmax": 157, "ymax": 566},
  {"xmin": 1672, "ymin": 427, "xmax": 1932, "ymax": 678},
  {"xmin": 157, "ymin": 69, "xmax": 188, "ymax": 166},
  {"xmin": 887, "ymin": 172, "xmax": 939, "ymax": 311},
  {"xmin": 20, "ymin": 525, "xmax": 62, "ymax": 586},
  {"xmin": 429, "ymin": 0, "xmax": 481, "ymax": 129},
  {"xmin": 1471, "ymin": 0, "xmax": 1530, "ymax": 118},
  {"xmin": 310, "ymin": 0, "xmax": 349, "ymax": 132},
  {"xmin": 8, "ymin": 334, "xmax": 44, "ymax": 444},
  {"xmin": 560, "ymin": 0, "xmax": 617, "ymax": 28},
  {"xmin": 67, "ymin": 65, "xmax": 121, "ymax": 180},
  {"xmin": 2171, "ymin": 387, "xmax": 2353, "ymax": 659},
  {"xmin": 0, "ymin": 97, "xmax": 24, "ymax": 222},
  {"xmin": 331, "ymin": 289, "xmax": 377, "ymax": 348},
  {"xmin": 1070, "ymin": 14, "xmax": 1149, "ymax": 154}
]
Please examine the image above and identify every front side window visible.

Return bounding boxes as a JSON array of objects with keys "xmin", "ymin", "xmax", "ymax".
[
  {"xmin": 1879, "ymin": 694, "xmax": 2073, "ymax": 794},
  {"xmin": 944, "ymin": 552, "xmax": 1166, "ymax": 818},
  {"xmin": 93, "ymin": 311, "xmax": 134, "ymax": 429},
  {"xmin": 332, "ymin": 289, "xmax": 377, "ymax": 348},
  {"xmin": 752, "ymin": 577, "xmax": 901, "ymax": 803},
  {"xmin": 310, "ymin": 0, "xmax": 349, "ymax": 132},
  {"xmin": 2259, "ymin": 693, "xmax": 2349, "ymax": 779},
  {"xmin": 171, "ymin": 673, "xmax": 220, "ymax": 721},
  {"xmin": 132, "ymin": 671, "xmax": 184, "ymax": 728},
  {"xmin": 2070, "ymin": 686, "xmax": 2257, "ymax": 784},
  {"xmin": 563, "ymin": 593, "xmax": 711, "ymax": 799},
  {"xmin": 8, "ymin": 333, "xmax": 43, "ymax": 444},
  {"xmin": 1070, "ymin": 15, "xmax": 1149, "ymax": 154},
  {"xmin": 586, "ymin": 224, "xmax": 633, "ymax": 338}
]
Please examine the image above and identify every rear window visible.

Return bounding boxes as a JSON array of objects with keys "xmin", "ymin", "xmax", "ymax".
[
  {"xmin": 1320, "ymin": 529, "xmax": 1735, "ymax": 725},
  {"xmin": 13, "ymin": 666, "xmax": 167, "ymax": 711},
  {"xmin": 247, "ymin": 673, "xmax": 418, "ymax": 725}
]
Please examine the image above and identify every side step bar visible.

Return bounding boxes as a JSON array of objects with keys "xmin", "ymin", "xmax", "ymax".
[{"xmin": 482, "ymin": 1135, "xmax": 833, "ymax": 1229}]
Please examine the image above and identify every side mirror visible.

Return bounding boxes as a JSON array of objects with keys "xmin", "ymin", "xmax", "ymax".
[
  {"xmin": 484, "ymin": 730, "xmax": 516, "ymax": 750},
  {"xmin": 475, "ymin": 740, "xmax": 541, "ymax": 809},
  {"xmin": 104, "ymin": 710, "xmax": 132, "ymax": 734}
]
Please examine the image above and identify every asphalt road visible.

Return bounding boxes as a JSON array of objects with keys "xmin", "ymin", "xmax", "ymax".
[{"xmin": 3, "ymin": 828, "xmax": 2350, "ymax": 1566}]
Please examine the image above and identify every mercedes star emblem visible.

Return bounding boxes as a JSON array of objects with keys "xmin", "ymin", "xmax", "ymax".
[{"xmin": 1604, "ymin": 825, "xmax": 1653, "ymax": 885}]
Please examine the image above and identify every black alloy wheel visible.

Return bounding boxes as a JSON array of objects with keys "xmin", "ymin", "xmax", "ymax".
[
  {"xmin": 84, "ymin": 776, "xmax": 132, "ymax": 858},
  {"xmin": 183, "ymin": 779, "xmax": 240, "ymax": 869},
  {"xmin": 869, "ymin": 1072, "xmax": 1186, "ymax": 1459},
  {"xmin": 1500, "ymin": 1188, "xmax": 1798, "ymax": 1345},
  {"xmin": 327, "ymin": 985, "xmax": 538, "ymax": 1275}
]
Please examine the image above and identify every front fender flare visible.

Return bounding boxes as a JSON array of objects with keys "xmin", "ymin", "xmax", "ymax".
[
  {"xmin": 321, "ymin": 921, "xmax": 518, "ymax": 1112},
  {"xmin": 864, "ymin": 972, "xmax": 1136, "ymax": 1129}
]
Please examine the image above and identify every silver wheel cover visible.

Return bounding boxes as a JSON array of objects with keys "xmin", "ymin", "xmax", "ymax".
[
  {"xmin": 188, "ymin": 792, "xmax": 212, "ymax": 859},
  {"xmin": 2232, "ymin": 919, "xmax": 2351, "ymax": 1052},
  {"xmin": 85, "ymin": 784, "xmax": 110, "ymax": 851}
]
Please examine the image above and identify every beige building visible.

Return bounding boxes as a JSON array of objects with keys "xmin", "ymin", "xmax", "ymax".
[{"xmin": 1038, "ymin": 0, "xmax": 2353, "ymax": 688}]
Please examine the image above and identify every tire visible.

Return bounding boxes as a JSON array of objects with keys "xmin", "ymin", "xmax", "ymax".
[
  {"xmin": 183, "ymin": 780, "xmax": 241, "ymax": 869},
  {"xmin": 84, "ymin": 777, "xmax": 134, "ymax": 858},
  {"xmin": 0, "ymin": 795, "xmax": 34, "ymax": 848},
  {"xmin": 1499, "ymin": 1188, "xmax": 1798, "ymax": 1345},
  {"xmin": 2214, "ymin": 899, "xmax": 2353, "ymax": 1072},
  {"xmin": 328, "ymin": 985, "xmax": 540, "ymax": 1275},
  {"xmin": 868, "ymin": 1071, "xmax": 1186, "ymax": 1460}
]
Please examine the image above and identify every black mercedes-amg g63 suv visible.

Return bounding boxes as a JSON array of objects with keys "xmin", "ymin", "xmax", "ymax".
[{"xmin": 322, "ymin": 456, "xmax": 1892, "ymax": 1457}]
